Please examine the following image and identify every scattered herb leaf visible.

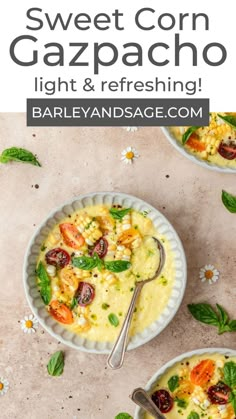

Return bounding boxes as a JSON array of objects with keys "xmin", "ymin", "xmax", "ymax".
[
  {"xmin": 188, "ymin": 303, "xmax": 219, "ymax": 326},
  {"xmin": 47, "ymin": 351, "xmax": 64, "ymax": 376},
  {"xmin": 222, "ymin": 190, "xmax": 236, "ymax": 213},
  {"xmin": 0, "ymin": 147, "xmax": 41, "ymax": 166},
  {"xmin": 115, "ymin": 414, "xmax": 133, "ymax": 419},
  {"xmin": 216, "ymin": 303, "xmax": 228, "ymax": 326},
  {"xmin": 188, "ymin": 303, "xmax": 236, "ymax": 335},
  {"xmin": 102, "ymin": 303, "xmax": 110, "ymax": 310}
]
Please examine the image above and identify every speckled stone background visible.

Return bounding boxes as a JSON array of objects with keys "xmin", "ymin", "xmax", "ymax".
[{"xmin": 0, "ymin": 113, "xmax": 236, "ymax": 419}]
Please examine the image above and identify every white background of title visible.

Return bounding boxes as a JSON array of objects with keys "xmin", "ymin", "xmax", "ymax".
[{"xmin": 0, "ymin": 0, "xmax": 235, "ymax": 111}]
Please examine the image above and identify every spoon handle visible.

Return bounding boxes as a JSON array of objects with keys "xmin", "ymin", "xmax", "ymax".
[
  {"xmin": 131, "ymin": 388, "xmax": 166, "ymax": 419},
  {"xmin": 107, "ymin": 282, "xmax": 143, "ymax": 369}
]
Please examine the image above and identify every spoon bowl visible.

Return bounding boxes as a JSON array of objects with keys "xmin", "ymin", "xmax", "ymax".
[
  {"xmin": 131, "ymin": 387, "xmax": 166, "ymax": 419},
  {"xmin": 107, "ymin": 237, "xmax": 166, "ymax": 369}
]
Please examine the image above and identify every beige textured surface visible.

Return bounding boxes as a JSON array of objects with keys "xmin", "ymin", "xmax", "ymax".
[{"xmin": 0, "ymin": 113, "xmax": 236, "ymax": 419}]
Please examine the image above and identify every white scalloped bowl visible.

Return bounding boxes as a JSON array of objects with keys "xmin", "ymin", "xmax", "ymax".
[
  {"xmin": 23, "ymin": 192, "xmax": 187, "ymax": 353},
  {"xmin": 134, "ymin": 347, "xmax": 236, "ymax": 419},
  {"xmin": 162, "ymin": 127, "xmax": 236, "ymax": 173}
]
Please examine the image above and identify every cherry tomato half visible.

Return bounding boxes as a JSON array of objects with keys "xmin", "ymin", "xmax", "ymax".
[
  {"xmin": 218, "ymin": 140, "xmax": 236, "ymax": 160},
  {"xmin": 49, "ymin": 300, "xmax": 73, "ymax": 324},
  {"xmin": 91, "ymin": 237, "xmax": 108, "ymax": 258},
  {"xmin": 187, "ymin": 134, "xmax": 206, "ymax": 152},
  {"xmin": 76, "ymin": 282, "xmax": 95, "ymax": 307},
  {"xmin": 45, "ymin": 248, "xmax": 70, "ymax": 269},
  {"xmin": 207, "ymin": 383, "xmax": 231, "ymax": 405},
  {"xmin": 59, "ymin": 223, "xmax": 85, "ymax": 249},
  {"xmin": 190, "ymin": 359, "xmax": 215, "ymax": 386},
  {"xmin": 151, "ymin": 390, "xmax": 174, "ymax": 413}
]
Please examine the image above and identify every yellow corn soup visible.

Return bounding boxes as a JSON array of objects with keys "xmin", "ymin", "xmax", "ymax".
[
  {"xmin": 145, "ymin": 353, "xmax": 236, "ymax": 419},
  {"xmin": 36, "ymin": 205, "xmax": 175, "ymax": 342},
  {"xmin": 171, "ymin": 112, "xmax": 236, "ymax": 168}
]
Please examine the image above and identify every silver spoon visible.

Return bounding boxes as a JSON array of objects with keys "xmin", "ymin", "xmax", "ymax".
[
  {"xmin": 131, "ymin": 387, "xmax": 166, "ymax": 419},
  {"xmin": 107, "ymin": 237, "xmax": 165, "ymax": 369}
]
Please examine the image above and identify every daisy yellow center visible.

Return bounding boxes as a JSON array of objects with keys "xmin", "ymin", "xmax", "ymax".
[
  {"xmin": 25, "ymin": 320, "xmax": 33, "ymax": 329},
  {"xmin": 0, "ymin": 383, "xmax": 4, "ymax": 390},
  {"xmin": 205, "ymin": 270, "xmax": 214, "ymax": 279},
  {"xmin": 126, "ymin": 151, "xmax": 134, "ymax": 159}
]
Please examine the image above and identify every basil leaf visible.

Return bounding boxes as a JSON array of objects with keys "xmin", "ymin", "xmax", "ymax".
[
  {"xmin": 109, "ymin": 208, "xmax": 131, "ymax": 220},
  {"xmin": 174, "ymin": 397, "xmax": 188, "ymax": 408},
  {"xmin": 187, "ymin": 413, "xmax": 200, "ymax": 419},
  {"xmin": 0, "ymin": 147, "xmax": 41, "ymax": 166},
  {"xmin": 218, "ymin": 324, "xmax": 232, "ymax": 334},
  {"xmin": 115, "ymin": 414, "xmax": 133, "ymax": 419},
  {"xmin": 182, "ymin": 126, "xmax": 200, "ymax": 145},
  {"xmin": 229, "ymin": 392, "xmax": 236, "ymax": 415},
  {"xmin": 168, "ymin": 375, "xmax": 179, "ymax": 392},
  {"xmin": 108, "ymin": 313, "xmax": 119, "ymax": 327},
  {"xmin": 72, "ymin": 255, "xmax": 98, "ymax": 270},
  {"xmin": 223, "ymin": 362, "xmax": 236, "ymax": 387},
  {"xmin": 222, "ymin": 190, "xmax": 236, "ymax": 213},
  {"xmin": 104, "ymin": 260, "xmax": 131, "ymax": 273},
  {"xmin": 216, "ymin": 304, "xmax": 228, "ymax": 326},
  {"xmin": 36, "ymin": 261, "xmax": 51, "ymax": 305},
  {"xmin": 47, "ymin": 351, "xmax": 64, "ymax": 376},
  {"xmin": 73, "ymin": 255, "xmax": 131, "ymax": 273},
  {"xmin": 93, "ymin": 252, "xmax": 104, "ymax": 272},
  {"xmin": 188, "ymin": 303, "xmax": 220, "ymax": 326},
  {"xmin": 228, "ymin": 320, "xmax": 236, "ymax": 331},
  {"xmin": 40, "ymin": 283, "xmax": 51, "ymax": 305},
  {"xmin": 70, "ymin": 297, "xmax": 78, "ymax": 310},
  {"xmin": 218, "ymin": 114, "xmax": 236, "ymax": 130},
  {"xmin": 36, "ymin": 261, "xmax": 50, "ymax": 284}
]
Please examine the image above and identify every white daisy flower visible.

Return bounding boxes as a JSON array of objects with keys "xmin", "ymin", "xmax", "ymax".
[
  {"xmin": 0, "ymin": 378, "xmax": 9, "ymax": 396},
  {"xmin": 123, "ymin": 126, "xmax": 138, "ymax": 132},
  {"xmin": 199, "ymin": 265, "xmax": 220, "ymax": 284},
  {"xmin": 20, "ymin": 314, "xmax": 39, "ymax": 334},
  {"xmin": 121, "ymin": 146, "xmax": 139, "ymax": 164}
]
